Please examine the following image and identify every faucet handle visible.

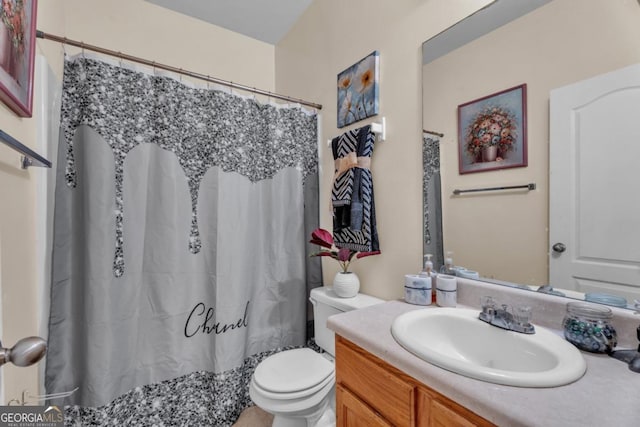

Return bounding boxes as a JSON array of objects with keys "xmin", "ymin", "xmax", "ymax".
[
  {"xmin": 500, "ymin": 304, "xmax": 516, "ymax": 323},
  {"xmin": 513, "ymin": 305, "xmax": 533, "ymax": 326},
  {"xmin": 481, "ymin": 296, "xmax": 497, "ymax": 310}
]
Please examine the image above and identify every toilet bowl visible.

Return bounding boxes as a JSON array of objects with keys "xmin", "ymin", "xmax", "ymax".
[
  {"xmin": 249, "ymin": 287, "xmax": 384, "ymax": 427},
  {"xmin": 249, "ymin": 348, "xmax": 335, "ymax": 427}
]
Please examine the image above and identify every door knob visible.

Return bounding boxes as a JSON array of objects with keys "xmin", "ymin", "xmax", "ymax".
[{"xmin": 552, "ymin": 243, "xmax": 566, "ymax": 253}]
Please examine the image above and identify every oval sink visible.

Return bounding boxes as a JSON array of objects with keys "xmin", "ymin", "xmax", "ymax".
[{"xmin": 391, "ymin": 307, "xmax": 586, "ymax": 387}]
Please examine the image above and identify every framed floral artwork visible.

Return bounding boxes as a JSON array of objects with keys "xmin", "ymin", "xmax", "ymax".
[
  {"xmin": 0, "ymin": 0, "xmax": 37, "ymax": 117},
  {"xmin": 337, "ymin": 50, "xmax": 379, "ymax": 128},
  {"xmin": 458, "ymin": 84, "xmax": 527, "ymax": 174}
]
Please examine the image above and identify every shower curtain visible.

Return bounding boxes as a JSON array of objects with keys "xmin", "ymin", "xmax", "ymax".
[
  {"xmin": 423, "ymin": 134, "xmax": 444, "ymax": 269},
  {"xmin": 45, "ymin": 56, "xmax": 320, "ymax": 426}
]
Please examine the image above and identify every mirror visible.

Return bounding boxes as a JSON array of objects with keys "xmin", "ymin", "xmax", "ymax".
[{"xmin": 422, "ymin": 0, "xmax": 640, "ymax": 309}]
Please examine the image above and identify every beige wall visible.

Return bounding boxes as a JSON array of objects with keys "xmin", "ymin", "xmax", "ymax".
[
  {"xmin": 275, "ymin": 0, "xmax": 494, "ymax": 300},
  {"xmin": 423, "ymin": 0, "xmax": 640, "ymax": 286},
  {"xmin": 0, "ymin": 0, "xmax": 64, "ymax": 406},
  {"xmin": 59, "ymin": 0, "xmax": 276, "ymax": 91},
  {"xmin": 1, "ymin": 0, "xmax": 276, "ymax": 404}
]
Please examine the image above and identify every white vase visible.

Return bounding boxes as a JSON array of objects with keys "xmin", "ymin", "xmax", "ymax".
[{"xmin": 333, "ymin": 272, "xmax": 360, "ymax": 298}]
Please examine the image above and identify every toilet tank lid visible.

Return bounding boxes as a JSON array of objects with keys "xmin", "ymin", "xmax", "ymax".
[{"xmin": 310, "ymin": 286, "xmax": 384, "ymax": 312}]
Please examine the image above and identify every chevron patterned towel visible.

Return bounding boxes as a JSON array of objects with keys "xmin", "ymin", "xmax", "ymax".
[{"xmin": 331, "ymin": 125, "xmax": 379, "ymax": 253}]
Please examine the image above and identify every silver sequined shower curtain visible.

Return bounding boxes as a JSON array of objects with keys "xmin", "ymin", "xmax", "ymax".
[
  {"xmin": 423, "ymin": 134, "xmax": 444, "ymax": 269},
  {"xmin": 46, "ymin": 56, "xmax": 320, "ymax": 425}
]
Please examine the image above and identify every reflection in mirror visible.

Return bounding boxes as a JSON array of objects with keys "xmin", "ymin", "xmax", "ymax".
[
  {"xmin": 422, "ymin": 0, "xmax": 640, "ymax": 309},
  {"xmin": 422, "ymin": 132, "xmax": 444, "ymax": 271}
]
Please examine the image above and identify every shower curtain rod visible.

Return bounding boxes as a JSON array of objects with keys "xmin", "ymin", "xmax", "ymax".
[{"xmin": 36, "ymin": 30, "xmax": 323, "ymax": 110}]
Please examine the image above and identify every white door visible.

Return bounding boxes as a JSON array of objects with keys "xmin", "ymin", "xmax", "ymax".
[{"xmin": 549, "ymin": 64, "xmax": 640, "ymax": 304}]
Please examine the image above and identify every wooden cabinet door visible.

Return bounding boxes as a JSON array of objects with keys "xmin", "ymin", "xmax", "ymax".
[
  {"xmin": 336, "ymin": 337, "xmax": 495, "ymax": 427},
  {"xmin": 417, "ymin": 387, "xmax": 493, "ymax": 427},
  {"xmin": 337, "ymin": 384, "xmax": 392, "ymax": 427},
  {"xmin": 430, "ymin": 400, "xmax": 480, "ymax": 427},
  {"xmin": 336, "ymin": 337, "xmax": 414, "ymax": 426}
]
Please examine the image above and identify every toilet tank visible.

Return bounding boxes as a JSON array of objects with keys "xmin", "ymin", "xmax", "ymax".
[{"xmin": 310, "ymin": 287, "xmax": 384, "ymax": 357}]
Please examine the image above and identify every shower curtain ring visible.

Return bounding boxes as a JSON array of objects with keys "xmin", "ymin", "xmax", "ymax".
[
  {"xmin": 117, "ymin": 52, "xmax": 123, "ymax": 67},
  {"xmin": 206, "ymin": 76, "xmax": 211, "ymax": 90}
]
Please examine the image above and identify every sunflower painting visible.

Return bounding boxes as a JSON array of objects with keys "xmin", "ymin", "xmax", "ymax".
[{"xmin": 337, "ymin": 51, "xmax": 379, "ymax": 128}]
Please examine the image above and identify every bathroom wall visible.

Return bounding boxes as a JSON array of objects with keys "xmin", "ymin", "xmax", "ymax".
[
  {"xmin": 59, "ymin": 0, "xmax": 276, "ymax": 91},
  {"xmin": 422, "ymin": 0, "xmax": 640, "ymax": 285},
  {"xmin": 275, "ymin": 0, "xmax": 494, "ymax": 300},
  {"xmin": 0, "ymin": 0, "xmax": 64, "ymax": 406},
  {"xmin": 1, "ymin": 0, "xmax": 277, "ymax": 404},
  {"xmin": 276, "ymin": 0, "xmax": 640, "ymax": 298}
]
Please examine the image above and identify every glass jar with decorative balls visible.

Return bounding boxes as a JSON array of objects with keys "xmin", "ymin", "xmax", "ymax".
[{"xmin": 563, "ymin": 302, "xmax": 617, "ymax": 353}]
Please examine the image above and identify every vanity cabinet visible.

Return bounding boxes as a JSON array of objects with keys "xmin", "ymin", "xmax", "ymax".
[{"xmin": 335, "ymin": 336, "xmax": 494, "ymax": 427}]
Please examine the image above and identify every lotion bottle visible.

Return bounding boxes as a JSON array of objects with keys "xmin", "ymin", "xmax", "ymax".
[
  {"xmin": 419, "ymin": 254, "xmax": 433, "ymax": 277},
  {"xmin": 420, "ymin": 254, "xmax": 438, "ymax": 303},
  {"xmin": 440, "ymin": 251, "xmax": 455, "ymax": 275}
]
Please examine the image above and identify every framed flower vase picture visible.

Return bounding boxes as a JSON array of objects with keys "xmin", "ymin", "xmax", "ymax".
[
  {"xmin": 0, "ymin": 0, "xmax": 37, "ymax": 117},
  {"xmin": 458, "ymin": 84, "xmax": 527, "ymax": 174},
  {"xmin": 337, "ymin": 50, "xmax": 379, "ymax": 128}
]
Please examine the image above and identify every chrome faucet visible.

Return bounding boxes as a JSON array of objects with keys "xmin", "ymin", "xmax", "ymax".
[{"xmin": 479, "ymin": 297, "xmax": 535, "ymax": 334}]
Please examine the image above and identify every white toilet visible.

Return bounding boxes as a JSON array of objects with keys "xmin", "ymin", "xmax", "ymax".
[{"xmin": 249, "ymin": 286, "xmax": 383, "ymax": 427}]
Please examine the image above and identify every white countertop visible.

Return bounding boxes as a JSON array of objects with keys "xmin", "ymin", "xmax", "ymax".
[{"xmin": 327, "ymin": 300, "xmax": 640, "ymax": 427}]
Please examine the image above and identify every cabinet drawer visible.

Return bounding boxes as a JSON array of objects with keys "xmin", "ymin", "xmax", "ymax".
[
  {"xmin": 337, "ymin": 384, "xmax": 393, "ymax": 427},
  {"xmin": 430, "ymin": 399, "xmax": 478, "ymax": 427},
  {"xmin": 336, "ymin": 337, "xmax": 414, "ymax": 426}
]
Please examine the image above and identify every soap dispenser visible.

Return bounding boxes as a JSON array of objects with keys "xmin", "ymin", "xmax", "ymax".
[
  {"xmin": 420, "ymin": 254, "xmax": 437, "ymax": 303},
  {"xmin": 440, "ymin": 251, "xmax": 455, "ymax": 275},
  {"xmin": 419, "ymin": 254, "xmax": 433, "ymax": 277}
]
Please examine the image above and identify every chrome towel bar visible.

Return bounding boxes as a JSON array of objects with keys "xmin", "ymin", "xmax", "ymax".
[
  {"xmin": 453, "ymin": 183, "xmax": 535, "ymax": 195},
  {"xmin": 0, "ymin": 129, "xmax": 51, "ymax": 169}
]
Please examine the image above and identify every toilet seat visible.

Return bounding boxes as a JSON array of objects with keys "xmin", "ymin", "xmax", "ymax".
[
  {"xmin": 253, "ymin": 348, "xmax": 334, "ymax": 400},
  {"xmin": 249, "ymin": 373, "xmax": 335, "ymax": 418},
  {"xmin": 251, "ymin": 371, "xmax": 335, "ymax": 401}
]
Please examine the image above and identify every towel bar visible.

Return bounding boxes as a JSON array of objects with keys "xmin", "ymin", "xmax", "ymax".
[
  {"xmin": 0, "ymin": 129, "xmax": 51, "ymax": 169},
  {"xmin": 453, "ymin": 183, "xmax": 536, "ymax": 195},
  {"xmin": 327, "ymin": 117, "xmax": 386, "ymax": 147}
]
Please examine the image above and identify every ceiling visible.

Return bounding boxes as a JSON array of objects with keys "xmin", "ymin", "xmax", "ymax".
[
  {"xmin": 146, "ymin": 0, "xmax": 315, "ymax": 45},
  {"xmin": 422, "ymin": 0, "xmax": 551, "ymax": 64}
]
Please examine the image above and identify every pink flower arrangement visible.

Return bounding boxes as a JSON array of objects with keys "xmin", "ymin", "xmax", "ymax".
[
  {"xmin": 1, "ymin": 0, "xmax": 26, "ymax": 52},
  {"xmin": 465, "ymin": 106, "xmax": 517, "ymax": 159},
  {"xmin": 309, "ymin": 228, "xmax": 380, "ymax": 273}
]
